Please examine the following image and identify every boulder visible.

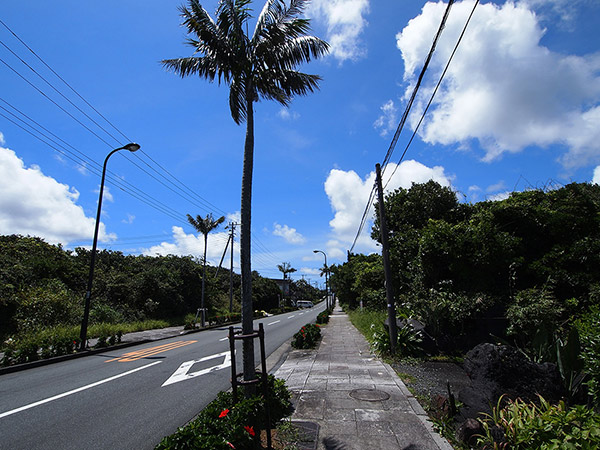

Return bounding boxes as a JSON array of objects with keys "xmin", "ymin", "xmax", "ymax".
[
  {"xmin": 455, "ymin": 418, "xmax": 483, "ymax": 446},
  {"xmin": 459, "ymin": 343, "xmax": 565, "ymax": 418}
]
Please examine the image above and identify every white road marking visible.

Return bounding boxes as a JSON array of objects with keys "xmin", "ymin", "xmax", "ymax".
[
  {"xmin": 267, "ymin": 320, "xmax": 280, "ymax": 326},
  {"xmin": 0, "ymin": 361, "xmax": 162, "ymax": 419},
  {"xmin": 219, "ymin": 337, "xmax": 228, "ymax": 341},
  {"xmin": 288, "ymin": 315, "xmax": 296, "ymax": 319},
  {"xmin": 162, "ymin": 351, "xmax": 231, "ymax": 387}
]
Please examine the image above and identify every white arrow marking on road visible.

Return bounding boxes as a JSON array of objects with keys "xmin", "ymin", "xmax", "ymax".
[{"xmin": 162, "ymin": 351, "xmax": 231, "ymax": 387}]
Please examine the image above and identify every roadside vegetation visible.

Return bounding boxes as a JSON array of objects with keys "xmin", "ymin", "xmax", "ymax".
[
  {"xmin": 336, "ymin": 181, "xmax": 600, "ymax": 448},
  {"xmin": 156, "ymin": 375, "xmax": 296, "ymax": 450},
  {"xmin": 0, "ymin": 234, "xmax": 321, "ymax": 366}
]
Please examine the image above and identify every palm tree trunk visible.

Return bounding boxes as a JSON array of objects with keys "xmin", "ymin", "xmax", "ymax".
[
  {"xmin": 240, "ymin": 93, "xmax": 255, "ymax": 384},
  {"xmin": 201, "ymin": 233, "xmax": 207, "ymax": 327}
]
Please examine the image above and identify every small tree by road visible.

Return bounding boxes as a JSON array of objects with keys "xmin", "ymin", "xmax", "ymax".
[{"xmin": 187, "ymin": 213, "xmax": 225, "ymax": 326}]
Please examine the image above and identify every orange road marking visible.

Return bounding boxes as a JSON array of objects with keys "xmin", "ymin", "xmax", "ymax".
[{"xmin": 105, "ymin": 340, "xmax": 197, "ymax": 363}]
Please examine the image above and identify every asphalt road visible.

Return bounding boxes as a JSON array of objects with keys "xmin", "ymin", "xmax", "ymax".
[{"xmin": 0, "ymin": 303, "xmax": 326, "ymax": 450}]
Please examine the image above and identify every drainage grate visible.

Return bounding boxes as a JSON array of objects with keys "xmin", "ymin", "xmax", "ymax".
[{"xmin": 349, "ymin": 388, "xmax": 391, "ymax": 401}]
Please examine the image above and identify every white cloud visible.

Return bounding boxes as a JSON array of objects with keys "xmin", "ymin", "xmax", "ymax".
[
  {"xmin": 122, "ymin": 213, "xmax": 135, "ymax": 224},
  {"xmin": 0, "ymin": 145, "xmax": 115, "ymax": 245},
  {"xmin": 300, "ymin": 267, "xmax": 321, "ymax": 277},
  {"xmin": 0, "ymin": 132, "xmax": 5, "ymax": 146},
  {"xmin": 396, "ymin": 1, "xmax": 600, "ymax": 168},
  {"xmin": 273, "ymin": 223, "xmax": 306, "ymax": 244},
  {"xmin": 94, "ymin": 185, "xmax": 114, "ymax": 203},
  {"xmin": 593, "ymin": 166, "xmax": 600, "ymax": 185},
  {"xmin": 373, "ymin": 100, "xmax": 398, "ymax": 137},
  {"xmin": 324, "ymin": 160, "xmax": 452, "ymax": 253},
  {"xmin": 486, "ymin": 181, "xmax": 506, "ymax": 193},
  {"xmin": 142, "ymin": 225, "xmax": 234, "ymax": 265},
  {"xmin": 488, "ymin": 191, "xmax": 511, "ymax": 202},
  {"xmin": 278, "ymin": 108, "xmax": 300, "ymax": 120},
  {"xmin": 307, "ymin": 0, "xmax": 370, "ymax": 62}
]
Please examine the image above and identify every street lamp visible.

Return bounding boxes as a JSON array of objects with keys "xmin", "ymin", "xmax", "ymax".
[
  {"xmin": 313, "ymin": 250, "xmax": 330, "ymax": 310},
  {"xmin": 79, "ymin": 143, "xmax": 140, "ymax": 351}
]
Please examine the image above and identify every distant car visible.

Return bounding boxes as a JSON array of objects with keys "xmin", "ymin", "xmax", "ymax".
[{"xmin": 296, "ymin": 300, "xmax": 314, "ymax": 309}]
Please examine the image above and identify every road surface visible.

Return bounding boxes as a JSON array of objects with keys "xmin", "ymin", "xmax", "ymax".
[{"xmin": 0, "ymin": 304, "xmax": 325, "ymax": 449}]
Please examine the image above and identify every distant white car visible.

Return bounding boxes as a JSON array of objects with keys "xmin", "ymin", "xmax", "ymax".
[{"xmin": 296, "ymin": 300, "xmax": 314, "ymax": 309}]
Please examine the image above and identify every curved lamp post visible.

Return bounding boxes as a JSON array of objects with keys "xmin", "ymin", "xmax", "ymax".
[
  {"xmin": 313, "ymin": 250, "xmax": 329, "ymax": 310},
  {"xmin": 79, "ymin": 143, "xmax": 140, "ymax": 351}
]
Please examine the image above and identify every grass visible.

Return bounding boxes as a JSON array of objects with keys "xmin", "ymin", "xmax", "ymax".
[{"xmin": 347, "ymin": 309, "xmax": 387, "ymax": 345}]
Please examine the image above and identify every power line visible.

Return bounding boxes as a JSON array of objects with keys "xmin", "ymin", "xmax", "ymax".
[
  {"xmin": 0, "ymin": 18, "xmax": 282, "ymax": 262},
  {"xmin": 384, "ymin": 0, "xmax": 479, "ymax": 190},
  {"xmin": 0, "ymin": 22, "xmax": 229, "ymax": 221},
  {"xmin": 349, "ymin": 1, "xmax": 456, "ymax": 253}
]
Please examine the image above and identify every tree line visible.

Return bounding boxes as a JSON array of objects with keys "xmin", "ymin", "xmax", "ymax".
[
  {"xmin": 330, "ymin": 181, "xmax": 600, "ymax": 351},
  {"xmin": 0, "ymin": 234, "xmax": 319, "ymax": 340}
]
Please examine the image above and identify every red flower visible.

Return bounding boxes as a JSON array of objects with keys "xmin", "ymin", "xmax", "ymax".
[
  {"xmin": 219, "ymin": 409, "xmax": 229, "ymax": 418},
  {"xmin": 227, "ymin": 442, "xmax": 235, "ymax": 449},
  {"xmin": 244, "ymin": 425, "xmax": 255, "ymax": 436}
]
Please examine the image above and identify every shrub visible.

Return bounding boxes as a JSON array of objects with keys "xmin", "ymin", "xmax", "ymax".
[
  {"xmin": 575, "ymin": 306, "xmax": 600, "ymax": 407},
  {"xmin": 316, "ymin": 310, "xmax": 329, "ymax": 324},
  {"xmin": 291, "ymin": 323, "xmax": 321, "ymax": 349},
  {"xmin": 507, "ymin": 287, "xmax": 564, "ymax": 343},
  {"xmin": 14, "ymin": 280, "xmax": 82, "ymax": 332},
  {"xmin": 1, "ymin": 325, "xmax": 81, "ymax": 365},
  {"xmin": 371, "ymin": 323, "xmax": 423, "ymax": 358},
  {"xmin": 156, "ymin": 375, "xmax": 291, "ymax": 449},
  {"xmin": 477, "ymin": 395, "xmax": 600, "ymax": 449}
]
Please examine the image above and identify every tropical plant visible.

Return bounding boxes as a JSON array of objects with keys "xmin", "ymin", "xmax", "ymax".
[
  {"xmin": 186, "ymin": 213, "xmax": 225, "ymax": 327},
  {"xmin": 477, "ymin": 395, "xmax": 600, "ymax": 449},
  {"xmin": 163, "ymin": 0, "xmax": 328, "ymax": 383},
  {"xmin": 575, "ymin": 306, "xmax": 600, "ymax": 407}
]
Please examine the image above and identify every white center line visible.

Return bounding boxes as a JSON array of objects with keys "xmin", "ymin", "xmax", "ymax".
[
  {"xmin": 288, "ymin": 315, "xmax": 296, "ymax": 319},
  {"xmin": 219, "ymin": 337, "xmax": 228, "ymax": 341},
  {"xmin": 267, "ymin": 320, "xmax": 281, "ymax": 326},
  {"xmin": 0, "ymin": 361, "xmax": 162, "ymax": 419}
]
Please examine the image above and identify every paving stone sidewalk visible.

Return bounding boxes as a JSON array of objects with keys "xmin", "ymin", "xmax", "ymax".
[{"xmin": 274, "ymin": 304, "xmax": 453, "ymax": 450}]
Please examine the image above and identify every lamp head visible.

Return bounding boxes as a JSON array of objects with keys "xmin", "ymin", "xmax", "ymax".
[{"xmin": 123, "ymin": 143, "xmax": 140, "ymax": 152}]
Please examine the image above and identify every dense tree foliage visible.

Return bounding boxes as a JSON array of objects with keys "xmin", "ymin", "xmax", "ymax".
[
  {"xmin": 0, "ymin": 235, "xmax": 283, "ymax": 339},
  {"xmin": 335, "ymin": 182, "xmax": 600, "ymax": 351}
]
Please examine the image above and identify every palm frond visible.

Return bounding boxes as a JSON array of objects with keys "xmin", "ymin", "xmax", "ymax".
[
  {"xmin": 229, "ymin": 77, "xmax": 248, "ymax": 125},
  {"xmin": 162, "ymin": 56, "xmax": 218, "ymax": 80}
]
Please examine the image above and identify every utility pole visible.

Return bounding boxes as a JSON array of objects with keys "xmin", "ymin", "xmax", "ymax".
[{"xmin": 375, "ymin": 163, "xmax": 398, "ymax": 354}]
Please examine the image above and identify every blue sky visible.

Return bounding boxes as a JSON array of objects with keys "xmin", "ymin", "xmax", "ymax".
[{"xmin": 1, "ymin": 0, "xmax": 599, "ymax": 285}]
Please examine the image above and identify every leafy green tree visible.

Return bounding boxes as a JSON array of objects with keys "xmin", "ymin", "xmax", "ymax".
[
  {"xmin": 187, "ymin": 213, "xmax": 225, "ymax": 326},
  {"xmin": 163, "ymin": 0, "xmax": 328, "ymax": 382},
  {"xmin": 251, "ymin": 271, "xmax": 280, "ymax": 311}
]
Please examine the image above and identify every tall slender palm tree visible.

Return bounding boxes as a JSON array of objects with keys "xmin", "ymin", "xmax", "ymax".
[
  {"xmin": 163, "ymin": 0, "xmax": 328, "ymax": 382},
  {"xmin": 277, "ymin": 261, "xmax": 296, "ymax": 305},
  {"xmin": 187, "ymin": 213, "xmax": 225, "ymax": 327}
]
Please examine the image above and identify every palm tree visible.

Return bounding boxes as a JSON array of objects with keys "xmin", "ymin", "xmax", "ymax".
[
  {"xmin": 277, "ymin": 261, "xmax": 296, "ymax": 305},
  {"xmin": 187, "ymin": 213, "xmax": 225, "ymax": 327},
  {"xmin": 163, "ymin": 0, "xmax": 328, "ymax": 382}
]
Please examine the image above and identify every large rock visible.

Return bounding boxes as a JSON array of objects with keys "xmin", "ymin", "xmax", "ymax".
[{"xmin": 458, "ymin": 343, "xmax": 565, "ymax": 419}]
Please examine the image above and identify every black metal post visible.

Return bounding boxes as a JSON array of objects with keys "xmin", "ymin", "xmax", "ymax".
[{"xmin": 79, "ymin": 144, "xmax": 139, "ymax": 351}]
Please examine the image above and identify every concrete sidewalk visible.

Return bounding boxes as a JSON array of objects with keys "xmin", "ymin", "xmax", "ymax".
[{"xmin": 274, "ymin": 304, "xmax": 453, "ymax": 450}]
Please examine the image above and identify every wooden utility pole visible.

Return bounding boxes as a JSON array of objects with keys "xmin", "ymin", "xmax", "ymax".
[{"xmin": 375, "ymin": 163, "xmax": 398, "ymax": 354}]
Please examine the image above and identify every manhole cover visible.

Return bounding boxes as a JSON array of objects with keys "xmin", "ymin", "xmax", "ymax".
[{"xmin": 349, "ymin": 388, "xmax": 390, "ymax": 401}]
